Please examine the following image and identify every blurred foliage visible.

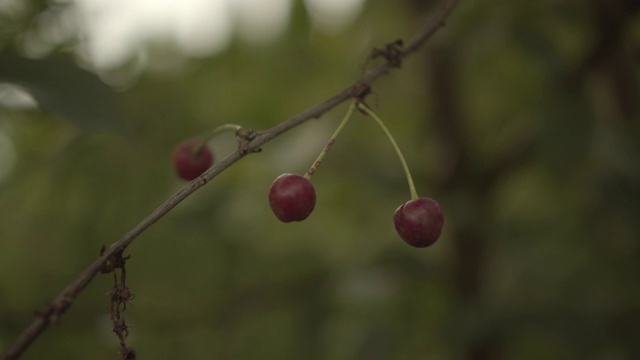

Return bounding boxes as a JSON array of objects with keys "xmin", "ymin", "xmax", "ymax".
[
  {"xmin": 0, "ymin": 54, "xmax": 128, "ymax": 133},
  {"xmin": 1, "ymin": 0, "xmax": 639, "ymax": 359}
]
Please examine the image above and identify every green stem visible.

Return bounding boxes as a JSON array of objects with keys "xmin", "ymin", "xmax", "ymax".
[
  {"xmin": 194, "ymin": 123, "xmax": 243, "ymax": 155},
  {"xmin": 305, "ymin": 102, "xmax": 358, "ymax": 180},
  {"xmin": 357, "ymin": 103, "xmax": 419, "ymax": 200}
]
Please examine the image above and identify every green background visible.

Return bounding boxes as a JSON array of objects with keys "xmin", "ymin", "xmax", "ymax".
[{"xmin": 1, "ymin": 0, "xmax": 639, "ymax": 359}]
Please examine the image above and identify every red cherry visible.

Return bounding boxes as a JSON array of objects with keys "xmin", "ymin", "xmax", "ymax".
[
  {"xmin": 172, "ymin": 139, "xmax": 214, "ymax": 180},
  {"xmin": 269, "ymin": 173, "xmax": 316, "ymax": 222},
  {"xmin": 394, "ymin": 197, "xmax": 444, "ymax": 248}
]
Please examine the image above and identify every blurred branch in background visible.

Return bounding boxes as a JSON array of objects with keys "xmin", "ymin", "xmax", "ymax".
[{"xmin": 411, "ymin": 0, "xmax": 640, "ymax": 358}]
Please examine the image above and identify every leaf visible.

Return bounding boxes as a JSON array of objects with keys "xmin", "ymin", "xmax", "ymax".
[{"xmin": 0, "ymin": 54, "xmax": 129, "ymax": 134}]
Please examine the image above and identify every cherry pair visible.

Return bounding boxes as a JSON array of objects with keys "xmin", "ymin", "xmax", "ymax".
[{"xmin": 268, "ymin": 101, "xmax": 444, "ymax": 248}]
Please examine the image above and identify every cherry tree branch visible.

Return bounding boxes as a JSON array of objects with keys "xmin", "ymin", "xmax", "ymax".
[{"xmin": 1, "ymin": 1, "xmax": 461, "ymax": 358}]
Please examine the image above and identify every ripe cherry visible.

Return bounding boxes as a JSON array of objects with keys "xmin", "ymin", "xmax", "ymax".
[
  {"xmin": 394, "ymin": 197, "xmax": 444, "ymax": 248},
  {"xmin": 269, "ymin": 173, "xmax": 316, "ymax": 222},
  {"xmin": 173, "ymin": 139, "xmax": 214, "ymax": 180}
]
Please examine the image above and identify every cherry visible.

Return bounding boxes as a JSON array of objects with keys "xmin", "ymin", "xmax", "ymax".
[
  {"xmin": 269, "ymin": 173, "xmax": 316, "ymax": 222},
  {"xmin": 394, "ymin": 197, "xmax": 444, "ymax": 248},
  {"xmin": 172, "ymin": 139, "xmax": 214, "ymax": 180}
]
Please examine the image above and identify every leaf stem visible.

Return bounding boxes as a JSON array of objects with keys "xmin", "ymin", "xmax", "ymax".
[
  {"xmin": 305, "ymin": 101, "xmax": 358, "ymax": 180},
  {"xmin": 194, "ymin": 123, "xmax": 243, "ymax": 155},
  {"xmin": 357, "ymin": 103, "xmax": 419, "ymax": 200}
]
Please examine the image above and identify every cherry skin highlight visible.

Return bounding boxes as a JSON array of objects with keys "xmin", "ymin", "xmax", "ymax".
[
  {"xmin": 173, "ymin": 139, "xmax": 214, "ymax": 180},
  {"xmin": 394, "ymin": 197, "xmax": 444, "ymax": 248},
  {"xmin": 269, "ymin": 173, "xmax": 316, "ymax": 223}
]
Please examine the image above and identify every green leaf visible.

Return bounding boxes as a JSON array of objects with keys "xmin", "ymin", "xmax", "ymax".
[{"xmin": 0, "ymin": 54, "xmax": 129, "ymax": 134}]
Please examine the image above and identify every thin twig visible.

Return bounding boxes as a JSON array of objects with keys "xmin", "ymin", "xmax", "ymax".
[{"xmin": 0, "ymin": 1, "xmax": 460, "ymax": 358}]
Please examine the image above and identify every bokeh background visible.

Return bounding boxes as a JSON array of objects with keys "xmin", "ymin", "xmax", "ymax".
[{"xmin": 1, "ymin": 0, "xmax": 639, "ymax": 359}]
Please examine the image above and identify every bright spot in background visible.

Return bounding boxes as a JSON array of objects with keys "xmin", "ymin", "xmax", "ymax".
[
  {"xmin": 0, "ymin": 131, "xmax": 17, "ymax": 182},
  {"xmin": 304, "ymin": 0, "xmax": 365, "ymax": 32},
  {"xmin": 235, "ymin": 0, "xmax": 292, "ymax": 46},
  {"xmin": 74, "ymin": 0, "xmax": 233, "ymax": 68},
  {"xmin": 71, "ymin": 0, "xmax": 365, "ymax": 69},
  {"xmin": 0, "ymin": 85, "xmax": 38, "ymax": 110}
]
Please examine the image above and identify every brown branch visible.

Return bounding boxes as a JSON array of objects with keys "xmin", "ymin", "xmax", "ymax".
[{"xmin": 0, "ymin": 1, "xmax": 461, "ymax": 358}]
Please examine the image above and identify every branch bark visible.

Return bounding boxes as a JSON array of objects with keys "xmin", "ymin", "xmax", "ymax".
[{"xmin": 0, "ymin": 1, "xmax": 461, "ymax": 358}]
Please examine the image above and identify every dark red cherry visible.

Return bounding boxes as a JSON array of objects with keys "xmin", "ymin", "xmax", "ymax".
[
  {"xmin": 394, "ymin": 197, "xmax": 444, "ymax": 248},
  {"xmin": 173, "ymin": 139, "xmax": 214, "ymax": 180},
  {"xmin": 269, "ymin": 173, "xmax": 316, "ymax": 222}
]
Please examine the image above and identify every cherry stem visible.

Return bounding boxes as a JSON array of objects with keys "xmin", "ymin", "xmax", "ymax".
[
  {"xmin": 304, "ymin": 101, "xmax": 358, "ymax": 180},
  {"xmin": 194, "ymin": 123, "xmax": 243, "ymax": 155},
  {"xmin": 357, "ymin": 103, "xmax": 419, "ymax": 200}
]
